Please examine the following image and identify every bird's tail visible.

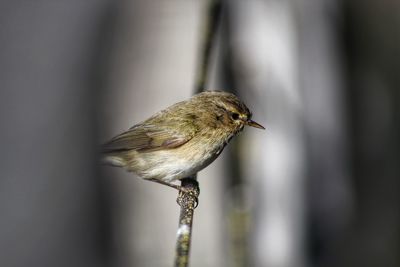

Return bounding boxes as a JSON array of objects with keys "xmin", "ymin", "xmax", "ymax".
[
  {"xmin": 100, "ymin": 141, "xmax": 129, "ymax": 167},
  {"xmin": 101, "ymin": 153, "xmax": 127, "ymax": 167}
]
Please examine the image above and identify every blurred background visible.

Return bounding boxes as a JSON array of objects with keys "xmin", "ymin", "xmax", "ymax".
[{"xmin": 1, "ymin": 0, "xmax": 399, "ymax": 267}]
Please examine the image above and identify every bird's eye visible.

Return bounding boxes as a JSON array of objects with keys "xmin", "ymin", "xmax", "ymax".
[{"xmin": 231, "ymin": 112, "xmax": 240, "ymax": 120}]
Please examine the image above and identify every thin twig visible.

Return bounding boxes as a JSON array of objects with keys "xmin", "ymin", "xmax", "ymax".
[
  {"xmin": 174, "ymin": 178, "xmax": 200, "ymax": 267},
  {"xmin": 174, "ymin": 0, "xmax": 222, "ymax": 266},
  {"xmin": 194, "ymin": 0, "xmax": 223, "ymax": 94}
]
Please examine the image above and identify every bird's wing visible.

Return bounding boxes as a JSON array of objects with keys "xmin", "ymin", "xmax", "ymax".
[{"xmin": 102, "ymin": 119, "xmax": 198, "ymax": 153}]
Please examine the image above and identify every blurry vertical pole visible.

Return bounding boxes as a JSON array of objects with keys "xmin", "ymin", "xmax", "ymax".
[
  {"xmin": 226, "ymin": 1, "xmax": 306, "ymax": 267},
  {"xmin": 194, "ymin": 0, "xmax": 223, "ymax": 94},
  {"xmin": 0, "ymin": 1, "xmax": 114, "ymax": 267},
  {"xmin": 339, "ymin": 0, "xmax": 400, "ymax": 266},
  {"xmin": 296, "ymin": 0, "xmax": 353, "ymax": 266},
  {"xmin": 174, "ymin": 0, "xmax": 222, "ymax": 266}
]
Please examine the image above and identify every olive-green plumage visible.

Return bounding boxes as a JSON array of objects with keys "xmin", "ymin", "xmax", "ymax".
[{"xmin": 102, "ymin": 91, "xmax": 264, "ymax": 183}]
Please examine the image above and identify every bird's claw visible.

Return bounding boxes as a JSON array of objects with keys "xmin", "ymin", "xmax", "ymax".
[{"xmin": 176, "ymin": 186, "xmax": 200, "ymax": 209}]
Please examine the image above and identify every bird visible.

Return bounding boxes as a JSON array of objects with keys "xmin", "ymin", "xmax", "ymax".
[{"xmin": 102, "ymin": 90, "xmax": 264, "ymax": 191}]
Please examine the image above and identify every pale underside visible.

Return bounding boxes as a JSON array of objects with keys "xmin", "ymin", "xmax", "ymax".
[{"xmin": 104, "ymin": 134, "xmax": 226, "ymax": 182}]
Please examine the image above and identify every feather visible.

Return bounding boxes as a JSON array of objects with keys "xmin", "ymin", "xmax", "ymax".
[{"xmin": 102, "ymin": 118, "xmax": 198, "ymax": 153}]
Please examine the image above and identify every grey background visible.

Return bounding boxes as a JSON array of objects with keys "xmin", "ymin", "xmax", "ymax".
[{"xmin": 1, "ymin": 1, "xmax": 399, "ymax": 267}]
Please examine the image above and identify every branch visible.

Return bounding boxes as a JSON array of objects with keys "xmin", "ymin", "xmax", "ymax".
[
  {"xmin": 174, "ymin": 178, "xmax": 200, "ymax": 267},
  {"xmin": 194, "ymin": 0, "xmax": 223, "ymax": 94}
]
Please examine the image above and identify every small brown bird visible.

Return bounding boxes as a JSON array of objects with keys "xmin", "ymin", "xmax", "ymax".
[{"xmin": 102, "ymin": 91, "xmax": 264, "ymax": 190}]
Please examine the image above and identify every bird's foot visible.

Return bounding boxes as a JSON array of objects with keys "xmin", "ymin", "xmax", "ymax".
[
  {"xmin": 176, "ymin": 178, "xmax": 200, "ymax": 209},
  {"xmin": 146, "ymin": 178, "xmax": 200, "ymax": 208}
]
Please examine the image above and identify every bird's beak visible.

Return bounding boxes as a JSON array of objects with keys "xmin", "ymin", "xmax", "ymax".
[{"xmin": 246, "ymin": 119, "xmax": 265, "ymax": 130}]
